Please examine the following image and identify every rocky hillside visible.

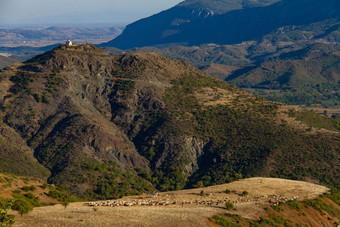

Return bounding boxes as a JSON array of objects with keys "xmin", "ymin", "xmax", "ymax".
[
  {"xmin": 0, "ymin": 44, "xmax": 339, "ymax": 199},
  {"xmin": 0, "ymin": 55, "xmax": 18, "ymax": 69},
  {"xmin": 102, "ymin": 0, "xmax": 339, "ymax": 49}
]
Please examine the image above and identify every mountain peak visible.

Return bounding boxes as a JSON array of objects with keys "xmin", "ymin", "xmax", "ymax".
[
  {"xmin": 102, "ymin": 0, "xmax": 340, "ymax": 49},
  {"xmin": 22, "ymin": 44, "xmax": 110, "ymax": 73},
  {"xmin": 177, "ymin": 0, "xmax": 281, "ymax": 13}
]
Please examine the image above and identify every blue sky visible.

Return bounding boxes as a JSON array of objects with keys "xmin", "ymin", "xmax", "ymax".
[{"xmin": 0, "ymin": 0, "xmax": 183, "ymax": 26}]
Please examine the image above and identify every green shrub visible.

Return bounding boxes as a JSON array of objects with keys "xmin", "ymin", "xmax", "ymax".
[
  {"xmin": 12, "ymin": 193, "xmax": 42, "ymax": 209},
  {"xmin": 48, "ymin": 185, "xmax": 80, "ymax": 203},
  {"xmin": 114, "ymin": 79, "xmax": 135, "ymax": 98},
  {"xmin": 0, "ymin": 199, "xmax": 15, "ymax": 226},
  {"xmin": 22, "ymin": 185, "xmax": 36, "ymax": 192},
  {"xmin": 323, "ymin": 187, "xmax": 340, "ymax": 205},
  {"xmin": 225, "ymin": 202, "xmax": 234, "ymax": 210},
  {"xmin": 12, "ymin": 190, "xmax": 21, "ymax": 195},
  {"xmin": 225, "ymin": 189, "xmax": 231, "ymax": 194},
  {"xmin": 286, "ymin": 200, "xmax": 301, "ymax": 211},
  {"xmin": 211, "ymin": 215, "xmax": 238, "ymax": 227},
  {"xmin": 242, "ymin": 191, "xmax": 249, "ymax": 196},
  {"xmin": 194, "ymin": 181, "xmax": 204, "ymax": 188},
  {"xmin": 234, "ymin": 173, "xmax": 242, "ymax": 180},
  {"xmin": 12, "ymin": 199, "xmax": 33, "ymax": 216},
  {"xmin": 268, "ymin": 215, "xmax": 285, "ymax": 224},
  {"xmin": 41, "ymin": 183, "xmax": 48, "ymax": 189},
  {"xmin": 200, "ymin": 190, "xmax": 205, "ymax": 196},
  {"xmin": 271, "ymin": 205, "xmax": 284, "ymax": 212},
  {"xmin": 304, "ymin": 198, "xmax": 340, "ymax": 217}
]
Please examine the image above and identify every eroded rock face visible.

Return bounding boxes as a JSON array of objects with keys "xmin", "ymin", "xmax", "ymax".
[{"xmin": 183, "ymin": 137, "xmax": 206, "ymax": 174}]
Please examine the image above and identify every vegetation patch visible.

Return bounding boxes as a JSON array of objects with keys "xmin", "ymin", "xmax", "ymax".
[
  {"xmin": 296, "ymin": 109, "xmax": 340, "ymax": 132},
  {"xmin": 9, "ymin": 72, "xmax": 34, "ymax": 95},
  {"xmin": 44, "ymin": 73, "xmax": 63, "ymax": 94},
  {"xmin": 211, "ymin": 215, "xmax": 239, "ymax": 227},
  {"xmin": 114, "ymin": 79, "xmax": 135, "ymax": 99},
  {"xmin": 48, "ymin": 185, "xmax": 80, "ymax": 204},
  {"xmin": 304, "ymin": 198, "xmax": 340, "ymax": 217},
  {"xmin": 0, "ymin": 199, "xmax": 15, "ymax": 226},
  {"xmin": 84, "ymin": 161, "xmax": 153, "ymax": 200}
]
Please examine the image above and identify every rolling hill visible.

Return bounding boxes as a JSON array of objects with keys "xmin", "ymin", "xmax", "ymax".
[{"xmin": 0, "ymin": 44, "xmax": 339, "ymax": 200}]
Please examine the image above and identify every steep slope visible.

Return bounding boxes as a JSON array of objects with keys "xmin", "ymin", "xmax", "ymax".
[
  {"xmin": 0, "ymin": 55, "xmax": 18, "ymax": 69},
  {"xmin": 102, "ymin": 0, "xmax": 339, "ymax": 49},
  {"xmin": 0, "ymin": 45, "xmax": 339, "ymax": 199},
  {"xmin": 0, "ymin": 45, "xmax": 153, "ymax": 197}
]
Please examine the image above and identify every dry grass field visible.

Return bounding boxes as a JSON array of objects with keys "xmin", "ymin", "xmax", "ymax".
[{"xmin": 10, "ymin": 177, "xmax": 329, "ymax": 227}]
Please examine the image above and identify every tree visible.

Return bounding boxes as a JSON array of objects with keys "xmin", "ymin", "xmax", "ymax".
[
  {"xmin": 62, "ymin": 201, "xmax": 69, "ymax": 209},
  {"xmin": 0, "ymin": 200, "xmax": 15, "ymax": 226},
  {"xmin": 12, "ymin": 199, "xmax": 33, "ymax": 217}
]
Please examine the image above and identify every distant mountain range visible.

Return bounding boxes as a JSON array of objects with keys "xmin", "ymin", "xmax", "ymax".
[
  {"xmin": 100, "ymin": 0, "xmax": 340, "ymax": 108},
  {"xmin": 102, "ymin": 0, "xmax": 340, "ymax": 49},
  {"xmin": 0, "ymin": 26, "xmax": 122, "ymax": 47},
  {"xmin": 0, "ymin": 45, "xmax": 339, "ymax": 198}
]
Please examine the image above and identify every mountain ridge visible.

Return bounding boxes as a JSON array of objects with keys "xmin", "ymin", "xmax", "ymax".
[
  {"xmin": 102, "ymin": 0, "xmax": 340, "ymax": 49},
  {"xmin": 0, "ymin": 45, "xmax": 339, "ymax": 199}
]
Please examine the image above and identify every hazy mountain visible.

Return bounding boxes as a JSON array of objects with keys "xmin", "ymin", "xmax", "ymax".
[
  {"xmin": 0, "ymin": 44, "xmax": 60, "ymax": 64},
  {"xmin": 0, "ymin": 45, "xmax": 339, "ymax": 198},
  {"xmin": 0, "ymin": 26, "xmax": 122, "ymax": 47},
  {"xmin": 102, "ymin": 0, "xmax": 339, "ymax": 49}
]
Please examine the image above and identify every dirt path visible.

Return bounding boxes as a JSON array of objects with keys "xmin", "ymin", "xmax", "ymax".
[{"xmin": 12, "ymin": 177, "xmax": 329, "ymax": 226}]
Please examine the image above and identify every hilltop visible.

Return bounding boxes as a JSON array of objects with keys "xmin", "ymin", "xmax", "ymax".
[{"xmin": 0, "ymin": 44, "xmax": 339, "ymax": 200}]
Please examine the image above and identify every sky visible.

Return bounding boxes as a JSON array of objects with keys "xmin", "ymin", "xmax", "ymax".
[{"xmin": 0, "ymin": 0, "xmax": 183, "ymax": 26}]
